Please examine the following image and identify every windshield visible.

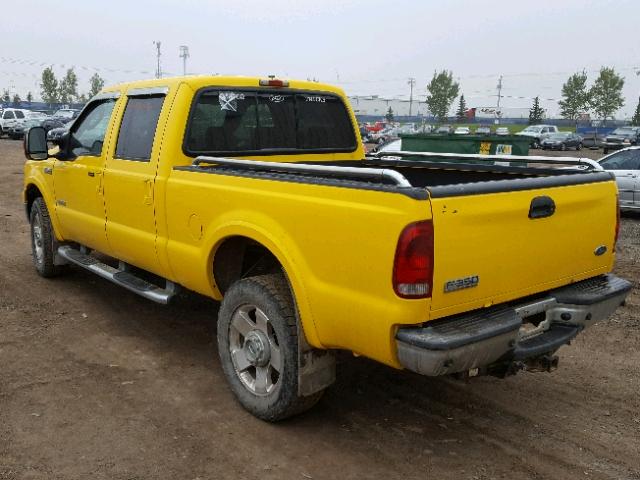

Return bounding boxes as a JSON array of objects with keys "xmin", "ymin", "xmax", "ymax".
[
  {"xmin": 55, "ymin": 110, "xmax": 75, "ymax": 119},
  {"xmin": 549, "ymin": 133, "xmax": 569, "ymax": 140},
  {"xmin": 611, "ymin": 128, "xmax": 635, "ymax": 135},
  {"xmin": 522, "ymin": 126, "xmax": 542, "ymax": 133}
]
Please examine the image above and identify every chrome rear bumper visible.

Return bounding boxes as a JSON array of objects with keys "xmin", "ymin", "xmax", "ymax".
[{"xmin": 396, "ymin": 275, "xmax": 631, "ymax": 376}]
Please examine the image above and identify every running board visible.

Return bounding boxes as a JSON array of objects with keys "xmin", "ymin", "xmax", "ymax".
[{"xmin": 57, "ymin": 246, "xmax": 178, "ymax": 304}]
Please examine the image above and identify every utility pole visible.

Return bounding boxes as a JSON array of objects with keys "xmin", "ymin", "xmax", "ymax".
[
  {"xmin": 495, "ymin": 75, "xmax": 503, "ymax": 124},
  {"xmin": 408, "ymin": 77, "xmax": 416, "ymax": 117},
  {"xmin": 179, "ymin": 45, "xmax": 190, "ymax": 76},
  {"xmin": 153, "ymin": 41, "xmax": 162, "ymax": 79}
]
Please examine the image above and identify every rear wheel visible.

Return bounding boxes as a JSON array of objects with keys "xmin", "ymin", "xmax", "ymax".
[
  {"xmin": 217, "ymin": 274, "xmax": 323, "ymax": 421},
  {"xmin": 29, "ymin": 197, "xmax": 65, "ymax": 278},
  {"xmin": 561, "ymin": 143, "xmax": 566, "ymax": 151},
  {"xmin": 576, "ymin": 143, "xmax": 582, "ymax": 151},
  {"xmin": 603, "ymin": 148, "xmax": 609, "ymax": 154}
]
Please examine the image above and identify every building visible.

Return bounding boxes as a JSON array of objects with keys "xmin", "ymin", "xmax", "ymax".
[{"xmin": 347, "ymin": 95, "xmax": 429, "ymax": 119}]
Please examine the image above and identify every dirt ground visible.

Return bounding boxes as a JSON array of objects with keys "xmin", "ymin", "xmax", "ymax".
[{"xmin": 1, "ymin": 138, "xmax": 639, "ymax": 480}]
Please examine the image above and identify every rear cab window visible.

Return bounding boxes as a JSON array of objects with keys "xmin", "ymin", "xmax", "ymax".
[
  {"xmin": 184, "ymin": 89, "xmax": 357, "ymax": 156},
  {"xmin": 115, "ymin": 95, "xmax": 165, "ymax": 161}
]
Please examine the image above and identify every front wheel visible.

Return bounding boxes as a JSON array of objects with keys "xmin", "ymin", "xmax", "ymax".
[
  {"xmin": 217, "ymin": 274, "xmax": 323, "ymax": 421},
  {"xmin": 603, "ymin": 148, "xmax": 608, "ymax": 154},
  {"xmin": 30, "ymin": 197, "xmax": 65, "ymax": 277},
  {"xmin": 576, "ymin": 143, "xmax": 582, "ymax": 151}
]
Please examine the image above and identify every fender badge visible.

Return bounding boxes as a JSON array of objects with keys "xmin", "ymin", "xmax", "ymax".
[
  {"xmin": 444, "ymin": 275, "xmax": 479, "ymax": 293},
  {"xmin": 594, "ymin": 245, "xmax": 607, "ymax": 256}
]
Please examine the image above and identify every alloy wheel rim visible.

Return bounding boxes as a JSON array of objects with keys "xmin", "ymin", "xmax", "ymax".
[
  {"xmin": 229, "ymin": 304, "xmax": 282, "ymax": 396},
  {"xmin": 32, "ymin": 213, "xmax": 44, "ymax": 264}
]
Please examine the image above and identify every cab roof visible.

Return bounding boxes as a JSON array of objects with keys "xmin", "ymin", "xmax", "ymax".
[{"xmin": 102, "ymin": 75, "xmax": 347, "ymax": 97}]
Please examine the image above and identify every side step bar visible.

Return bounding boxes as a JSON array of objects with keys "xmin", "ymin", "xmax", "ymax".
[{"xmin": 57, "ymin": 246, "xmax": 178, "ymax": 304}]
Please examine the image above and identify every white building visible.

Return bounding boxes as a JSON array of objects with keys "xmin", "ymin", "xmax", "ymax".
[{"xmin": 347, "ymin": 95, "xmax": 429, "ymax": 118}]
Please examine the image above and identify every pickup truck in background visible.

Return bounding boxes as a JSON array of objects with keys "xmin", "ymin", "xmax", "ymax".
[
  {"xmin": 516, "ymin": 124, "xmax": 560, "ymax": 148},
  {"xmin": 23, "ymin": 76, "xmax": 631, "ymax": 421}
]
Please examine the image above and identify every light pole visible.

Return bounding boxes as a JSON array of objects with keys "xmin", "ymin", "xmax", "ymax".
[
  {"xmin": 153, "ymin": 41, "xmax": 162, "ymax": 79},
  {"xmin": 179, "ymin": 45, "xmax": 190, "ymax": 76}
]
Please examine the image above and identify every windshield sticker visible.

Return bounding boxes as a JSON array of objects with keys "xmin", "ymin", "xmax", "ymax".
[
  {"xmin": 304, "ymin": 96, "xmax": 326, "ymax": 103},
  {"xmin": 219, "ymin": 92, "xmax": 245, "ymax": 111},
  {"xmin": 269, "ymin": 95, "xmax": 286, "ymax": 103},
  {"xmin": 495, "ymin": 144, "xmax": 512, "ymax": 155}
]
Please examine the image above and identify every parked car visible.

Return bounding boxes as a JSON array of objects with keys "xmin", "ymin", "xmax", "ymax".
[
  {"xmin": 602, "ymin": 126, "xmax": 640, "ymax": 154},
  {"xmin": 41, "ymin": 108, "xmax": 80, "ymax": 132},
  {"xmin": 540, "ymin": 132, "xmax": 583, "ymax": 151},
  {"xmin": 516, "ymin": 124, "xmax": 559, "ymax": 148},
  {"xmin": 47, "ymin": 124, "xmax": 71, "ymax": 142},
  {"xmin": 454, "ymin": 126, "xmax": 470, "ymax": 135},
  {"xmin": 0, "ymin": 108, "xmax": 27, "ymax": 137},
  {"xmin": 475, "ymin": 125, "xmax": 493, "ymax": 135},
  {"xmin": 8, "ymin": 118, "xmax": 42, "ymax": 140},
  {"xmin": 581, "ymin": 133, "xmax": 606, "ymax": 150},
  {"xmin": 598, "ymin": 146, "xmax": 640, "ymax": 211},
  {"xmin": 495, "ymin": 126, "xmax": 510, "ymax": 136},
  {"xmin": 435, "ymin": 125, "xmax": 452, "ymax": 134}
]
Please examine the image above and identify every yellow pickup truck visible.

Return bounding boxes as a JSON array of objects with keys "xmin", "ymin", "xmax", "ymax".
[{"xmin": 23, "ymin": 76, "xmax": 630, "ymax": 421}]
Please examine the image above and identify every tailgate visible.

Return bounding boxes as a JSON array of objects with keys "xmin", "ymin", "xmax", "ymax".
[{"xmin": 428, "ymin": 173, "xmax": 617, "ymax": 319}]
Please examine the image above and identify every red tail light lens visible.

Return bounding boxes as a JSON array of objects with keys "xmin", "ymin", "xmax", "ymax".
[
  {"xmin": 393, "ymin": 221, "xmax": 434, "ymax": 298},
  {"xmin": 259, "ymin": 78, "xmax": 289, "ymax": 87}
]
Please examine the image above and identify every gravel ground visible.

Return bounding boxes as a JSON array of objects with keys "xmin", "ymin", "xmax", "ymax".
[{"xmin": 1, "ymin": 139, "xmax": 639, "ymax": 479}]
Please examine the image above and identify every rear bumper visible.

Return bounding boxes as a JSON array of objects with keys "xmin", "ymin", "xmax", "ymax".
[{"xmin": 396, "ymin": 274, "xmax": 631, "ymax": 376}]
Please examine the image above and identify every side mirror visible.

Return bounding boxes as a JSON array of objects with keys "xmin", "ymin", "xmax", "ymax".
[{"xmin": 24, "ymin": 126, "xmax": 49, "ymax": 161}]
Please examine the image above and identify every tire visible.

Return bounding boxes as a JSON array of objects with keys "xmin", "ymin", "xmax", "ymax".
[
  {"xmin": 576, "ymin": 143, "xmax": 582, "ymax": 151},
  {"xmin": 29, "ymin": 197, "xmax": 64, "ymax": 278},
  {"xmin": 532, "ymin": 139, "xmax": 540, "ymax": 149},
  {"xmin": 217, "ymin": 274, "xmax": 323, "ymax": 421},
  {"xmin": 603, "ymin": 148, "xmax": 608, "ymax": 155},
  {"xmin": 561, "ymin": 144, "xmax": 566, "ymax": 151}
]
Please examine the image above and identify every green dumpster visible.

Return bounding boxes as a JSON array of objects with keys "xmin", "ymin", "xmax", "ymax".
[{"xmin": 398, "ymin": 134, "xmax": 530, "ymax": 162}]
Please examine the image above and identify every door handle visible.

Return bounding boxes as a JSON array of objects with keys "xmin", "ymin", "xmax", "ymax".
[
  {"xmin": 88, "ymin": 171, "xmax": 95, "ymax": 177},
  {"xmin": 529, "ymin": 196, "xmax": 556, "ymax": 219},
  {"xmin": 143, "ymin": 179, "xmax": 153, "ymax": 205}
]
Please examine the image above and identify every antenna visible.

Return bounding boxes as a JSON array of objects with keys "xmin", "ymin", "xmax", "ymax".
[
  {"xmin": 153, "ymin": 41, "xmax": 162, "ymax": 79},
  {"xmin": 179, "ymin": 45, "xmax": 190, "ymax": 76}
]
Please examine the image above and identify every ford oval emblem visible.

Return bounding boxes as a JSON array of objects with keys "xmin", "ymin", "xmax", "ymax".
[{"xmin": 594, "ymin": 245, "xmax": 607, "ymax": 256}]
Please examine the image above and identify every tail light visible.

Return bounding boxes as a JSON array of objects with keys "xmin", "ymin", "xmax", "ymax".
[
  {"xmin": 259, "ymin": 78, "xmax": 289, "ymax": 87},
  {"xmin": 614, "ymin": 197, "xmax": 620, "ymax": 250},
  {"xmin": 393, "ymin": 221, "xmax": 434, "ymax": 299}
]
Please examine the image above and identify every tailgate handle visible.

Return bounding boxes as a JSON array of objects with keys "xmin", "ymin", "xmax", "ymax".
[{"xmin": 529, "ymin": 196, "xmax": 555, "ymax": 219}]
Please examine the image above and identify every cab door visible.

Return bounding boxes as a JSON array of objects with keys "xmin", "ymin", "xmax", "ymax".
[
  {"xmin": 102, "ymin": 87, "xmax": 169, "ymax": 275},
  {"xmin": 52, "ymin": 94, "xmax": 119, "ymax": 251}
]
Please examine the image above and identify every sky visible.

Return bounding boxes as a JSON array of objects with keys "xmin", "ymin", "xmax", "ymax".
[{"xmin": 4, "ymin": 0, "xmax": 640, "ymax": 118}]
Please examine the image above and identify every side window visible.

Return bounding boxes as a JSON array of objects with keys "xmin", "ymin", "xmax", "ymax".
[
  {"xmin": 600, "ymin": 151, "xmax": 640, "ymax": 170},
  {"xmin": 15, "ymin": 111, "xmax": 25, "ymax": 119},
  {"xmin": 4, "ymin": 111, "xmax": 14, "ymax": 119},
  {"xmin": 70, "ymin": 100, "xmax": 116, "ymax": 157},
  {"xmin": 115, "ymin": 95, "xmax": 165, "ymax": 161}
]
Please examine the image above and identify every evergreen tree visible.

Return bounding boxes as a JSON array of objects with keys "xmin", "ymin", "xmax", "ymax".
[
  {"xmin": 88, "ymin": 73, "xmax": 105, "ymax": 98},
  {"xmin": 455, "ymin": 94, "xmax": 467, "ymax": 122},
  {"xmin": 589, "ymin": 67, "xmax": 624, "ymax": 123},
  {"xmin": 529, "ymin": 96, "xmax": 545, "ymax": 124},
  {"xmin": 40, "ymin": 67, "xmax": 59, "ymax": 104},
  {"xmin": 2, "ymin": 90, "xmax": 10, "ymax": 103},
  {"xmin": 385, "ymin": 107, "xmax": 394, "ymax": 122},
  {"xmin": 426, "ymin": 70, "xmax": 460, "ymax": 122},
  {"xmin": 558, "ymin": 71, "xmax": 590, "ymax": 121},
  {"xmin": 631, "ymin": 97, "xmax": 640, "ymax": 126},
  {"xmin": 12, "ymin": 94, "xmax": 21, "ymax": 107},
  {"xmin": 26, "ymin": 91, "xmax": 33, "ymax": 103}
]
